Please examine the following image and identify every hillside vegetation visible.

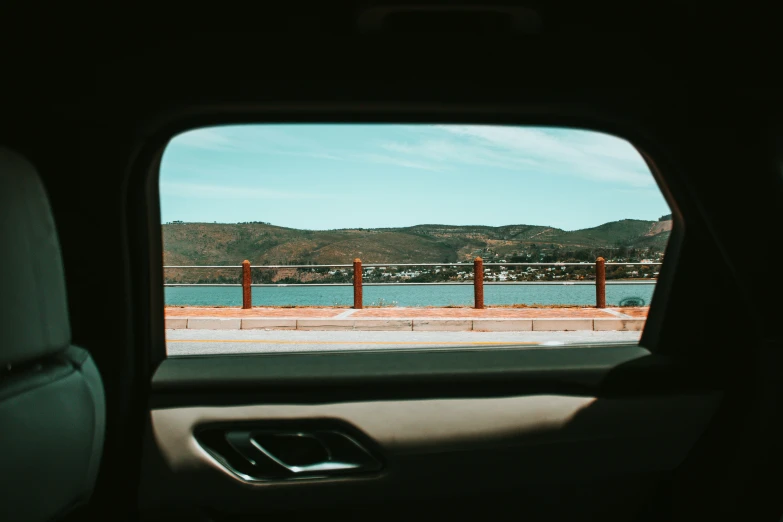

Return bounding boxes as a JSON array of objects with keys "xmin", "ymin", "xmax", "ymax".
[{"xmin": 163, "ymin": 219, "xmax": 671, "ymax": 282}]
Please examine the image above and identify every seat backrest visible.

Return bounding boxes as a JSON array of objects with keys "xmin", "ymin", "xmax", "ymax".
[{"xmin": 0, "ymin": 148, "xmax": 105, "ymax": 522}]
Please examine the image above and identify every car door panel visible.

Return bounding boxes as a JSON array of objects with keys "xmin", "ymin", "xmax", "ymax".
[{"xmin": 140, "ymin": 345, "xmax": 720, "ymax": 521}]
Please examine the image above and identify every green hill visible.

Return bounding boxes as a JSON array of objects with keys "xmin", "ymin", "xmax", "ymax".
[{"xmin": 163, "ymin": 219, "xmax": 671, "ymax": 282}]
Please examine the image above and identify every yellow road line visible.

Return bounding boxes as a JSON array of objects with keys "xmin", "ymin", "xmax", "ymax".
[{"xmin": 166, "ymin": 339, "xmax": 539, "ymax": 346}]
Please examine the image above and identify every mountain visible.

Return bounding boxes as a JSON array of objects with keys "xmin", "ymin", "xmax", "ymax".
[{"xmin": 163, "ymin": 219, "xmax": 671, "ymax": 275}]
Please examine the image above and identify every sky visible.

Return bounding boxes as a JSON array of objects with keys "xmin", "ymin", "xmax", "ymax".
[{"xmin": 159, "ymin": 124, "xmax": 670, "ymax": 231}]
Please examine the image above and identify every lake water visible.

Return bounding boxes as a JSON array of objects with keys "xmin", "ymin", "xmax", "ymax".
[{"xmin": 164, "ymin": 283, "xmax": 656, "ymax": 307}]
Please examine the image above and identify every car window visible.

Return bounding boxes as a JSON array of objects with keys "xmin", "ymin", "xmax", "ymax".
[{"xmin": 160, "ymin": 124, "xmax": 671, "ymax": 356}]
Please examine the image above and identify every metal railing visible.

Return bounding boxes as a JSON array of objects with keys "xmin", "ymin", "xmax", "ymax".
[{"xmin": 164, "ymin": 257, "xmax": 662, "ymax": 309}]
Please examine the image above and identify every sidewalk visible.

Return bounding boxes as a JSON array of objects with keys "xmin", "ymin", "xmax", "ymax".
[{"xmin": 164, "ymin": 306, "xmax": 648, "ymax": 332}]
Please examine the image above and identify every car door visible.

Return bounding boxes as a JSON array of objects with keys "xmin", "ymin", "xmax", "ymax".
[
  {"xmin": 137, "ymin": 188, "xmax": 726, "ymax": 521},
  {"xmin": 128, "ymin": 113, "xmax": 736, "ymax": 522},
  {"xmin": 139, "ymin": 341, "xmax": 720, "ymax": 521}
]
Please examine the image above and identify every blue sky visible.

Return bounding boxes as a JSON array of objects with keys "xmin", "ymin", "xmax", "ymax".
[{"xmin": 160, "ymin": 124, "xmax": 670, "ymax": 231}]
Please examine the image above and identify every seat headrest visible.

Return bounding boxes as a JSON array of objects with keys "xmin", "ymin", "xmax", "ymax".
[{"xmin": 0, "ymin": 148, "xmax": 71, "ymax": 366}]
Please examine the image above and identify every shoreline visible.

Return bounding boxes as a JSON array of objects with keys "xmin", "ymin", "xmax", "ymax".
[{"xmin": 164, "ymin": 303, "xmax": 634, "ymax": 309}]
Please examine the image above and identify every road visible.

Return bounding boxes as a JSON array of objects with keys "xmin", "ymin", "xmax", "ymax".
[{"xmin": 166, "ymin": 329, "xmax": 642, "ymax": 356}]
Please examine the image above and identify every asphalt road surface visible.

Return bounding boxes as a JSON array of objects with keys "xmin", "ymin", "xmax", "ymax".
[{"xmin": 166, "ymin": 329, "xmax": 643, "ymax": 356}]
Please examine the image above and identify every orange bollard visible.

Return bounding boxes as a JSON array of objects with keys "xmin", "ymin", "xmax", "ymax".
[
  {"xmin": 242, "ymin": 260, "xmax": 252, "ymax": 309},
  {"xmin": 353, "ymin": 258, "xmax": 363, "ymax": 309},
  {"xmin": 474, "ymin": 257, "xmax": 484, "ymax": 309},
  {"xmin": 595, "ymin": 257, "xmax": 606, "ymax": 308}
]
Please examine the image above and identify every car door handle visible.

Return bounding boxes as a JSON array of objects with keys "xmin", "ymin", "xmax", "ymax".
[{"xmin": 217, "ymin": 429, "xmax": 382, "ymax": 481}]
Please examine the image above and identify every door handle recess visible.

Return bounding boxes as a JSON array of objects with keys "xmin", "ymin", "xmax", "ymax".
[{"xmin": 206, "ymin": 429, "xmax": 382, "ymax": 481}]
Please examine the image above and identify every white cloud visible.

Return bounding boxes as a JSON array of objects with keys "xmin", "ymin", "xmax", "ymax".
[
  {"xmin": 168, "ymin": 124, "xmax": 655, "ymax": 186},
  {"xmin": 159, "ymin": 181, "xmax": 330, "ymax": 200},
  {"xmin": 402, "ymin": 124, "xmax": 656, "ymax": 187},
  {"xmin": 170, "ymin": 126, "xmax": 345, "ymax": 162},
  {"xmin": 440, "ymin": 125, "xmax": 570, "ymax": 154},
  {"xmin": 271, "ymin": 150, "xmax": 343, "ymax": 161},
  {"xmin": 356, "ymin": 152, "xmax": 442, "ymax": 171},
  {"xmin": 171, "ymin": 128, "xmax": 235, "ymax": 150},
  {"xmin": 381, "ymin": 139, "xmax": 539, "ymax": 171}
]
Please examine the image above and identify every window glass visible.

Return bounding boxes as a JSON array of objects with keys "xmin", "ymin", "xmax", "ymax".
[{"xmin": 161, "ymin": 125, "xmax": 671, "ymax": 355}]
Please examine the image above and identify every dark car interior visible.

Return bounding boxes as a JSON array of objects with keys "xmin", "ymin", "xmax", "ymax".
[{"xmin": 1, "ymin": 3, "xmax": 781, "ymax": 522}]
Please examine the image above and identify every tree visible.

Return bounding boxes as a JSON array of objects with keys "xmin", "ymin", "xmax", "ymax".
[{"xmin": 610, "ymin": 266, "xmax": 627, "ymax": 280}]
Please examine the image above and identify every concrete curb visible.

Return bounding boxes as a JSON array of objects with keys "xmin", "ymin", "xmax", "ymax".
[
  {"xmin": 164, "ymin": 317, "xmax": 646, "ymax": 332},
  {"xmin": 532, "ymin": 319, "xmax": 594, "ymax": 331}
]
